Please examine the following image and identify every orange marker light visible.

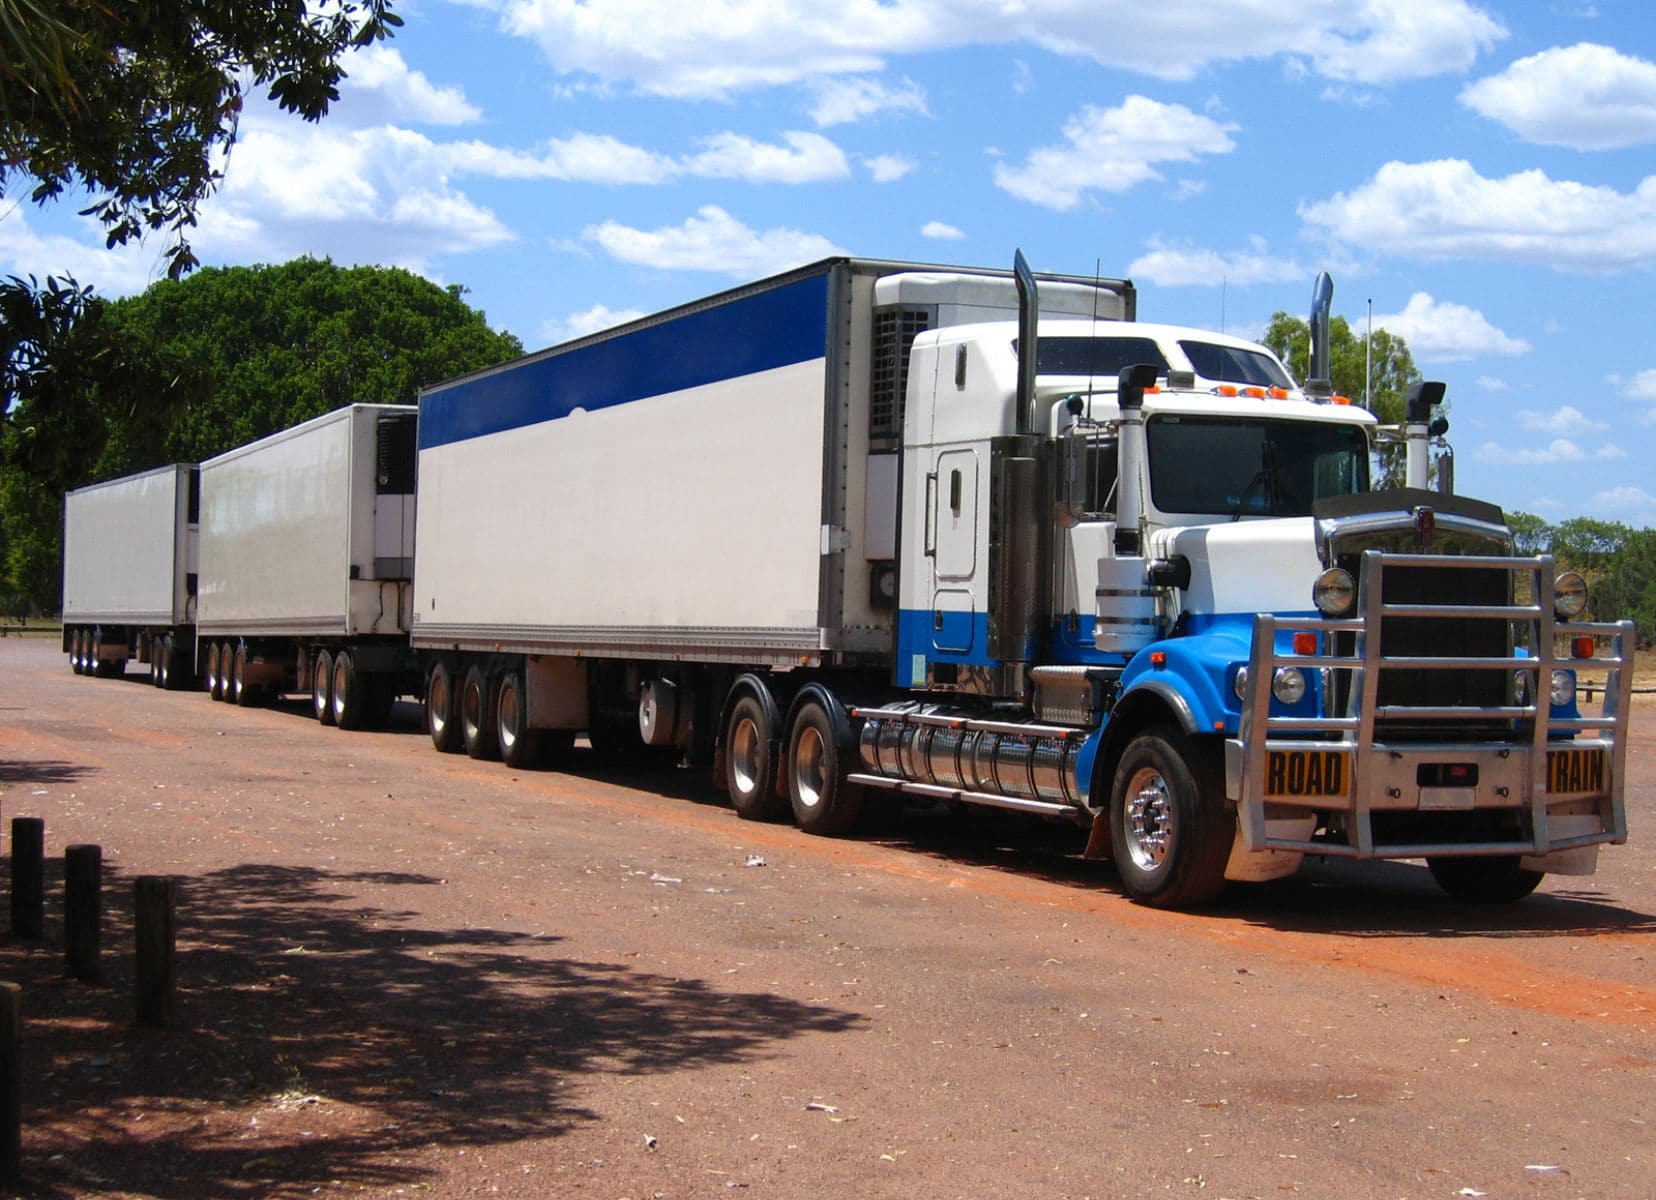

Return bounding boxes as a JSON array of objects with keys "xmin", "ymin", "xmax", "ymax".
[
  {"xmin": 1572, "ymin": 635, "xmax": 1597, "ymax": 660},
  {"xmin": 1216, "ymin": 384, "xmax": 1238, "ymax": 397},
  {"xmin": 1332, "ymin": 394, "xmax": 1352, "ymax": 405},
  {"xmin": 1150, "ymin": 650, "xmax": 1167, "ymax": 668},
  {"xmin": 1268, "ymin": 387, "xmax": 1289, "ymax": 399},
  {"xmin": 1242, "ymin": 386, "xmax": 1265, "ymax": 399},
  {"xmin": 1292, "ymin": 631, "xmax": 1319, "ymax": 655}
]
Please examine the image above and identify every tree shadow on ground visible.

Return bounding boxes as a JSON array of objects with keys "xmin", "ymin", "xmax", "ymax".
[
  {"xmin": 0, "ymin": 759, "xmax": 94, "ymax": 787},
  {"xmin": 1, "ymin": 860, "xmax": 861, "ymax": 1198}
]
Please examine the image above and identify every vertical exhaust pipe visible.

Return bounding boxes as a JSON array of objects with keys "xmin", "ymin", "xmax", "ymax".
[
  {"xmin": 1114, "ymin": 363, "xmax": 1158, "ymax": 557},
  {"xmin": 1405, "ymin": 381, "xmax": 1445, "ymax": 490},
  {"xmin": 1307, "ymin": 272, "xmax": 1334, "ymax": 400},
  {"xmin": 1014, "ymin": 249, "xmax": 1038, "ymax": 436}
]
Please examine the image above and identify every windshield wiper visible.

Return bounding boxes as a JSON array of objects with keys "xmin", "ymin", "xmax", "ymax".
[{"xmin": 1230, "ymin": 438, "xmax": 1281, "ymax": 522}]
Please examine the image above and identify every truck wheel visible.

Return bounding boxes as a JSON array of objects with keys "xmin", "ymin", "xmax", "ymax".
[
  {"xmin": 231, "ymin": 643, "xmax": 249, "ymax": 705},
  {"xmin": 92, "ymin": 628, "xmax": 120, "ymax": 678},
  {"xmin": 149, "ymin": 640, "xmax": 163, "ymax": 687},
  {"xmin": 426, "ymin": 660, "xmax": 462, "ymax": 753},
  {"xmin": 207, "ymin": 642, "xmax": 227, "ymax": 701},
  {"xmin": 461, "ymin": 664, "xmax": 500, "ymax": 760},
  {"xmin": 312, "ymin": 650, "xmax": 335, "ymax": 725},
  {"xmin": 1427, "ymin": 856, "xmax": 1544, "ymax": 902},
  {"xmin": 786, "ymin": 699, "xmax": 863, "ymax": 836},
  {"xmin": 332, "ymin": 651, "xmax": 366, "ymax": 730},
  {"xmin": 496, "ymin": 670, "xmax": 543, "ymax": 769},
  {"xmin": 1108, "ymin": 727, "xmax": 1232, "ymax": 908},
  {"xmin": 725, "ymin": 694, "xmax": 784, "ymax": 820},
  {"xmin": 70, "ymin": 629, "xmax": 85, "ymax": 675}
]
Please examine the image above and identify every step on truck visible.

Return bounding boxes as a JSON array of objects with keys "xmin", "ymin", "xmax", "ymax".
[
  {"xmin": 413, "ymin": 253, "xmax": 1633, "ymax": 906},
  {"xmin": 195, "ymin": 403, "xmax": 420, "ymax": 725},
  {"xmin": 62, "ymin": 463, "xmax": 200, "ymax": 688}
]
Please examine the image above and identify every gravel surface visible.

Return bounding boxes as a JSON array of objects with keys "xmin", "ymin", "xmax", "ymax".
[{"xmin": 1, "ymin": 635, "xmax": 1652, "ymax": 1199}]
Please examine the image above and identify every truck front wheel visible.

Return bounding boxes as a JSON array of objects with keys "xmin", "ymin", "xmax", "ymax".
[
  {"xmin": 1427, "ymin": 855, "xmax": 1543, "ymax": 902},
  {"xmin": 786, "ymin": 699, "xmax": 863, "ymax": 836},
  {"xmin": 1108, "ymin": 727, "xmax": 1232, "ymax": 908}
]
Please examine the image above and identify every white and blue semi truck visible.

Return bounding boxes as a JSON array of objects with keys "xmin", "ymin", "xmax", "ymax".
[{"xmin": 410, "ymin": 254, "xmax": 1634, "ymax": 907}]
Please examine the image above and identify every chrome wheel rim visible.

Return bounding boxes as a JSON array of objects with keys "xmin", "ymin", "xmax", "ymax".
[
  {"xmin": 498, "ymin": 683, "xmax": 520, "ymax": 753},
  {"xmin": 792, "ymin": 724, "xmax": 826, "ymax": 811},
  {"xmin": 331, "ymin": 661, "xmax": 349, "ymax": 722},
  {"xmin": 461, "ymin": 678, "xmax": 483, "ymax": 743},
  {"xmin": 1123, "ymin": 766, "xmax": 1175, "ymax": 872},
  {"xmin": 730, "ymin": 715, "xmax": 761, "ymax": 797},
  {"xmin": 429, "ymin": 671, "xmax": 451, "ymax": 737}
]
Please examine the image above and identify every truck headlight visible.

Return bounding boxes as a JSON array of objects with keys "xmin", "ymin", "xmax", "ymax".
[
  {"xmin": 1312, "ymin": 567, "xmax": 1355, "ymax": 617},
  {"xmin": 1549, "ymin": 669, "xmax": 1574, "ymax": 707},
  {"xmin": 1272, "ymin": 667, "xmax": 1305, "ymax": 704},
  {"xmin": 1553, "ymin": 572, "xmax": 1588, "ymax": 619},
  {"xmin": 1232, "ymin": 665, "xmax": 1249, "ymax": 701}
]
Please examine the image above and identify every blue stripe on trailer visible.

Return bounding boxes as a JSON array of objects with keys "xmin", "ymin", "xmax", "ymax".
[{"xmin": 419, "ymin": 272, "xmax": 832, "ymax": 450}]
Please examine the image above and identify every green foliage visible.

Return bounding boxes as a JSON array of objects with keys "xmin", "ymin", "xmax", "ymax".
[
  {"xmin": 1503, "ymin": 512, "xmax": 1656, "ymax": 647},
  {"xmin": 1, "ymin": 0, "xmax": 400, "ymax": 278},
  {"xmin": 100, "ymin": 259, "xmax": 522, "ymax": 468}
]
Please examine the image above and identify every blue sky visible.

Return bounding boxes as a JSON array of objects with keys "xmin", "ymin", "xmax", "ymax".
[{"xmin": 6, "ymin": 0, "xmax": 1655, "ymax": 528}]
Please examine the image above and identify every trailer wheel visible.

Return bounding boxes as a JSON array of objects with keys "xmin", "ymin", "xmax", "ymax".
[
  {"xmin": 1108, "ymin": 727, "xmax": 1232, "ymax": 908},
  {"xmin": 426, "ymin": 660, "xmax": 462, "ymax": 753},
  {"xmin": 207, "ymin": 642, "xmax": 228, "ymax": 701},
  {"xmin": 786, "ymin": 698, "xmax": 863, "ymax": 836},
  {"xmin": 156, "ymin": 636, "xmax": 174, "ymax": 690},
  {"xmin": 1427, "ymin": 855, "xmax": 1544, "ymax": 902},
  {"xmin": 149, "ymin": 639, "xmax": 163, "ymax": 687},
  {"xmin": 92, "ymin": 628, "xmax": 120, "ymax": 678},
  {"xmin": 332, "ymin": 651, "xmax": 367, "ymax": 730},
  {"xmin": 724, "ymin": 694, "xmax": 784, "ymax": 820},
  {"xmin": 461, "ymin": 664, "xmax": 500, "ymax": 760},
  {"xmin": 69, "ymin": 629, "xmax": 84, "ymax": 675},
  {"xmin": 496, "ymin": 670, "xmax": 543, "ymax": 769}
]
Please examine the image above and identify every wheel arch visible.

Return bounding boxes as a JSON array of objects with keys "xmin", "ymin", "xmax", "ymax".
[{"xmin": 1083, "ymin": 684, "xmax": 1197, "ymax": 859}]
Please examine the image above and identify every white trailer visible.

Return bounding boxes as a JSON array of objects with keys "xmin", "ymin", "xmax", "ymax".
[
  {"xmin": 411, "ymin": 257, "xmax": 1133, "ymax": 777},
  {"xmin": 61, "ymin": 463, "xmax": 199, "ymax": 687},
  {"xmin": 196, "ymin": 403, "xmax": 418, "ymax": 727}
]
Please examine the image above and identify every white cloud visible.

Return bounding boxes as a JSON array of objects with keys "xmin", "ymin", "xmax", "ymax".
[
  {"xmin": 1461, "ymin": 43, "xmax": 1656, "ymax": 149},
  {"xmin": 335, "ymin": 46, "xmax": 482, "ymax": 127},
  {"xmin": 921, "ymin": 221, "xmax": 965, "ymax": 240},
  {"xmin": 809, "ymin": 75, "xmax": 928, "ymax": 126},
  {"xmin": 1591, "ymin": 486, "xmax": 1656, "ymax": 518},
  {"xmin": 995, "ymin": 95, "xmax": 1236, "ymax": 210},
  {"xmin": 865, "ymin": 154, "xmax": 916, "ymax": 182},
  {"xmin": 581, "ymin": 206, "xmax": 846, "ymax": 276},
  {"xmin": 1373, "ymin": 292, "xmax": 1530, "ymax": 361},
  {"xmin": 1615, "ymin": 369, "xmax": 1656, "ymax": 400},
  {"xmin": 1300, "ymin": 159, "xmax": 1656, "ymax": 273},
  {"xmin": 496, "ymin": 0, "xmax": 1505, "ymax": 99},
  {"xmin": 1515, "ymin": 405, "xmax": 1608, "ymax": 435},
  {"xmin": 1475, "ymin": 438, "xmax": 1625, "ymax": 464},
  {"xmin": 1127, "ymin": 235, "xmax": 1303, "ymax": 287},
  {"xmin": 684, "ymin": 131, "xmax": 849, "ymax": 183},
  {"xmin": 1477, "ymin": 376, "xmax": 1510, "ymax": 391},
  {"xmin": 0, "ymin": 211, "xmax": 167, "ymax": 297},
  {"xmin": 539, "ymin": 303, "xmax": 648, "ymax": 345}
]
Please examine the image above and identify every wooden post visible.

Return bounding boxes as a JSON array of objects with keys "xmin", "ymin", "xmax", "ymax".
[
  {"xmin": 133, "ymin": 877, "xmax": 176, "ymax": 1028},
  {"xmin": 64, "ymin": 845, "xmax": 102, "ymax": 984},
  {"xmin": 9, "ymin": 819, "xmax": 43, "ymax": 940},
  {"xmin": 0, "ymin": 981, "xmax": 20, "ymax": 1188}
]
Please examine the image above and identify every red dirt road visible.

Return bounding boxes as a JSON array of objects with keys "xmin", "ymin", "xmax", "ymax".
[{"xmin": 1, "ymin": 635, "xmax": 1652, "ymax": 1199}]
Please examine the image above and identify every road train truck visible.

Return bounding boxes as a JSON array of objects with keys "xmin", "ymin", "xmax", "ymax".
[{"xmin": 411, "ymin": 254, "xmax": 1633, "ymax": 906}]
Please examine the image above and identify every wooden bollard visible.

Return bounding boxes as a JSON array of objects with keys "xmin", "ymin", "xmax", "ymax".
[
  {"xmin": 133, "ymin": 877, "xmax": 176, "ymax": 1028},
  {"xmin": 64, "ymin": 845, "xmax": 102, "ymax": 983},
  {"xmin": 9, "ymin": 819, "xmax": 44, "ymax": 940},
  {"xmin": 0, "ymin": 981, "xmax": 19, "ymax": 1188}
]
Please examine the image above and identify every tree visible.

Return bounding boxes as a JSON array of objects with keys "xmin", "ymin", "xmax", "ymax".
[
  {"xmin": 1262, "ymin": 312, "xmax": 1424, "ymax": 486},
  {"xmin": 2, "ymin": 0, "xmax": 401, "ymax": 279}
]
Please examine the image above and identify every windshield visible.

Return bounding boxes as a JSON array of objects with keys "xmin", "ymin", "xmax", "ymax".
[
  {"xmin": 1147, "ymin": 415, "xmax": 1369, "ymax": 517},
  {"xmin": 1177, "ymin": 341, "xmax": 1293, "ymax": 389},
  {"xmin": 1032, "ymin": 336, "xmax": 1170, "ymax": 377}
]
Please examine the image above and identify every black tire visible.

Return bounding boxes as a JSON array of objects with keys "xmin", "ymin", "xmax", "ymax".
[
  {"xmin": 1108, "ymin": 726, "xmax": 1233, "ymax": 909},
  {"xmin": 70, "ymin": 629, "xmax": 85, "ymax": 675},
  {"xmin": 313, "ymin": 649, "xmax": 335, "ymax": 725},
  {"xmin": 231, "ymin": 642, "xmax": 257, "ymax": 706},
  {"xmin": 149, "ymin": 639, "xmax": 164, "ymax": 688},
  {"xmin": 785, "ymin": 698, "xmax": 863, "ymax": 836},
  {"xmin": 332, "ymin": 650, "xmax": 366, "ymax": 730},
  {"xmin": 724, "ymin": 693, "xmax": 784, "ymax": 820},
  {"xmin": 159, "ymin": 636, "xmax": 189, "ymax": 691},
  {"xmin": 461, "ymin": 664, "xmax": 499, "ymax": 760},
  {"xmin": 1427, "ymin": 855, "xmax": 1544, "ymax": 902},
  {"xmin": 427, "ymin": 659, "xmax": 462, "ymax": 753},
  {"xmin": 496, "ymin": 670, "xmax": 543, "ymax": 769},
  {"xmin": 92, "ymin": 628, "xmax": 121, "ymax": 678}
]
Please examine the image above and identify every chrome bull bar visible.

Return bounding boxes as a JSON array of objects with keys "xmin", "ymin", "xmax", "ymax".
[{"xmin": 1226, "ymin": 550, "xmax": 1633, "ymax": 860}]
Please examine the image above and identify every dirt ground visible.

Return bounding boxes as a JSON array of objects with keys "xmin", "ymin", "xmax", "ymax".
[{"xmin": 0, "ymin": 635, "xmax": 1651, "ymax": 1200}]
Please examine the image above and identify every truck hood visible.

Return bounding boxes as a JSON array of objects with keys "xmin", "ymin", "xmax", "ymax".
[{"xmin": 1151, "ymin": 518, "xmax": 1322, "ymax": 620}]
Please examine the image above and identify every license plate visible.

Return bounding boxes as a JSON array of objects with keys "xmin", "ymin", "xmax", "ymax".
[
  {"xmin": 1265, "ymin": 749, "xmax": 1351, "ymax": 799},
  {"xmin": 1545, "ymin": 747, "xmax": 1606, "ymax": 795}
]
